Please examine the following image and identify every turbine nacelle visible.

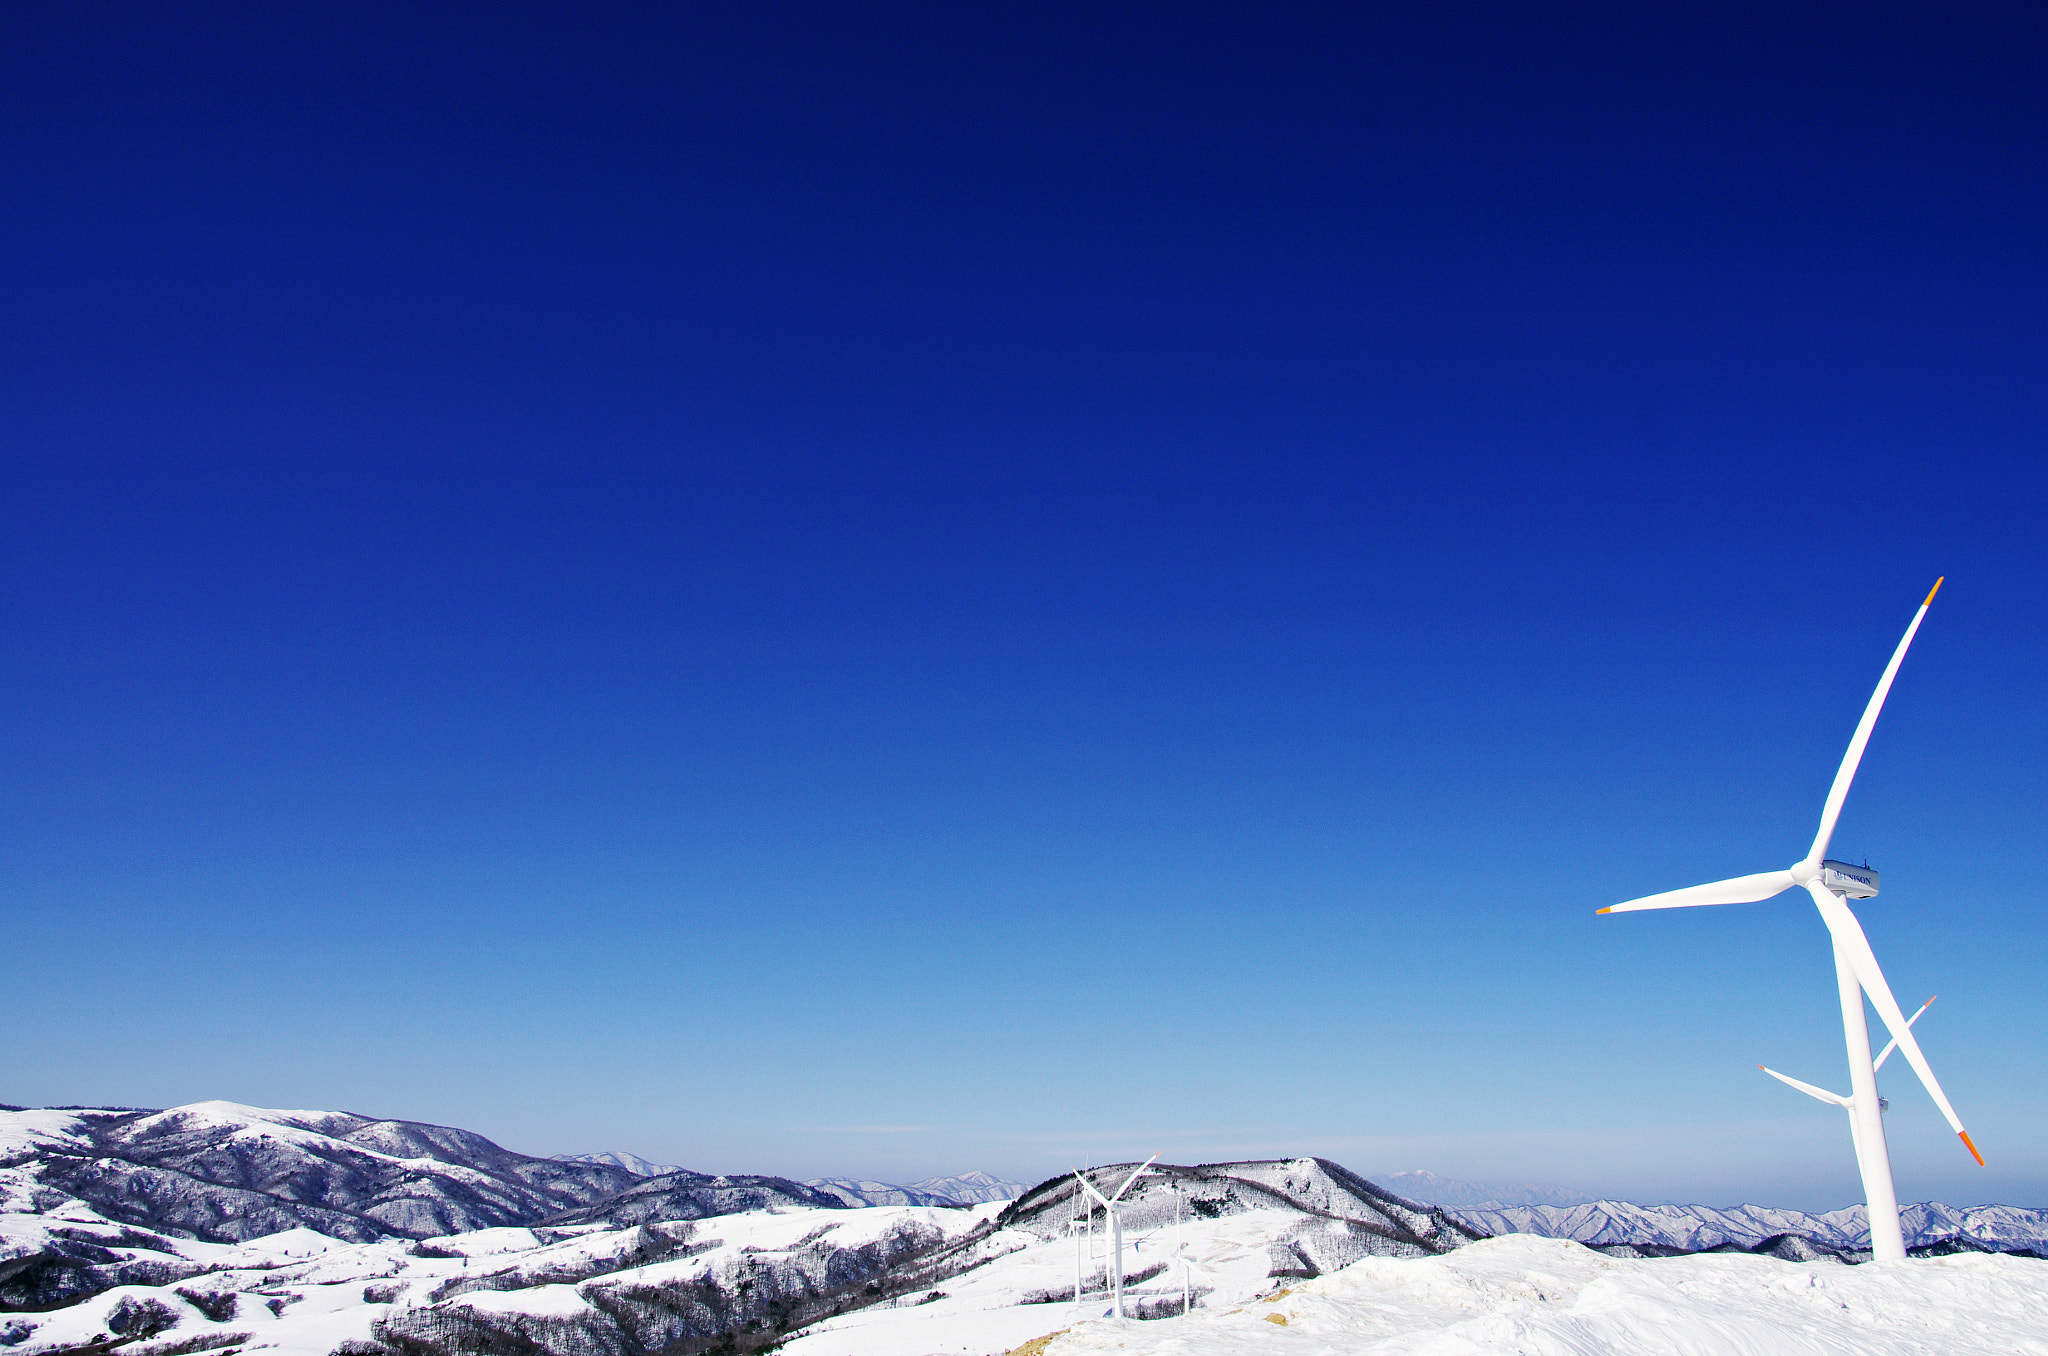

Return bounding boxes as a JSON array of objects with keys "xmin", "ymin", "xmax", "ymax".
[{"xmin": 1819, "ymin": 860, "xmax": 1879, "ymax": 899}]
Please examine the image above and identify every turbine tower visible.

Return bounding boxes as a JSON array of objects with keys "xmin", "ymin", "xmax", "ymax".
[
  {"xmin": 1072, "ymin": 1155, "xmax": 1158, "ymax": 1317},
  {"xmin": 1600, "ymin": 579, "xmax": 1980, "ymax": 1262}
]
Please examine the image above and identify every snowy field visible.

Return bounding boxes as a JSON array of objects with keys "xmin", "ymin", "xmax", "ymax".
[
  {"xmin": 791, "ymin": 1222, "xmax": 2048, "ymax": 1356},
  {"xmin": 986, "ymin": 1235, "xmax": 2048, "ymax": 1355}
]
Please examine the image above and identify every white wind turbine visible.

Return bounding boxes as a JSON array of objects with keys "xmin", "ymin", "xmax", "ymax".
[
  {"xmin": 1072, "ymin": 1154, "xmax": 1159, "ymax": 1318},
  {"xmin": 1600, "ymin": 579, "xmax": 1980, "ymax": 1263}
]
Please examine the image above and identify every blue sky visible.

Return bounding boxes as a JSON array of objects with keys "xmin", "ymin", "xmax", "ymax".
[{"xmin": 4, "ymin": 2, "xmax": 2044, "ymax": 1211}]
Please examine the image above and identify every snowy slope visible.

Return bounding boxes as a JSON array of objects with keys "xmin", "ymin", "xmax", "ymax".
[
  {"xmin": 1018, "ymin": 1234, "xmax": 2048, "ymax": 1356},
  {"xmin": 16, "ymin": 1218, "xmax": 2041, "ymax": 1356},
  {"xmin": 1, "ymin": 1103, "xmax": 642, "ymax": 1246},
  {"xmin": 784, "ymin": 1208, "xmax": 1389, "ymax": 1356},
  {"xmin": 912, "ymin": 1172, "xmax": 1025, "ymax": 1204},
  {"xmin": 550, "ymin": 1152, "xmax": 683, "ymax": 1177},
  {"xmin": 0, "ymin": 1205, "xmax": 997, "ymax": 1356},
  {"xmin": 805, "ymin": 1178, "xmax": 966, "ymax": 1207},
  {"xmin": 1003, "ymin": 1159, "xmax": 1478, "ymax": 1259}
]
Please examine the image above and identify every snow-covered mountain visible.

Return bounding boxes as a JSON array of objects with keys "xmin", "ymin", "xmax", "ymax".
[
  {"xmin": 1451, "ymin": 1198, "xmax": 2048, "ymax": 1257},
  {"xmin": 910, "ymin": 1171, "xmax": 1024, "ymax": 1203},
  {"xmin": 0, "ymin": 1102, "xmax": 640, "ymax": 1250},
  {"xmin": 549, "ymin": 1151, "xmax": 684, "ymax": 1177},
  {"xmin": 560, "ymin": 1158, "xmax": 1023, "ymax": 1207},
  {"xmin": 803, "ymin": 1178, "xmax": 964, "ymax": 1208},
  {"xmin": 1369, "ymin": 1170, "xmax": 1596, "ymax": 1209},
  {"xmin": 1004, "ymin": 1158, "xmax": 1480, "ymax": 1265},
  {"xmin": 802, "ymin": 1174, "xmax": 1024, "ymax": 1207},
  {"xmin": 0, "ymin": 1100, "xmax": 834, "ymax": 1306}
]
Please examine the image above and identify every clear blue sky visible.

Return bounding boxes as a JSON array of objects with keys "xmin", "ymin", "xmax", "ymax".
[{"xmin": 4, "ymin": 2, "xmax": 2043, "ymax": 1212}]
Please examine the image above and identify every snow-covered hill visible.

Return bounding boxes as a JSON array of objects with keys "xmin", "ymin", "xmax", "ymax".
[
  {"xmin": 0, "ymin": 1102, "xmax": 833, "ymax": 1305},
  {"xmin": 911, "ymin": 1172, "xmax": 1024, "ymax": 1204},
  {"xmin": 0, "ymin": 1103, "xmax": 640, "ymax": 1248},
  {"xmin": 802, "ymin": 1175, "xmax": 1024, "ymax": 1207},
  {"xmin": 549, "ymin": 1151, "xmax": 683, "ymax": 1177},
  {"xmin": 804, "ymin": 1178, "xmax": 965, "ymax": 1207},
  {"xmin": 1452, "ymin": 1198, "xmax": 2048, "ymax": 1257},
  {"xmin": 558, "ymin": 1158, "xmax": 1021, "ymax": 1206},
  {"xmin": 1004, "ymin": 1158, "xmax": 1479, "ymax": 1262}
]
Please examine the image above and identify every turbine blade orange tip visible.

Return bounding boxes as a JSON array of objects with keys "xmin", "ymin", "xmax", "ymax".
[
  {"xmin": 1596, "ymin": 906, "xmax": 1612, "ymax": 914},
  {"xmin": 1924, "ymin": 577, "xmax": 1945, "ymax": 607},
  {"xmin": 1960, "ymin": 1131, "xmax": 1985, "ymax": 1166}
]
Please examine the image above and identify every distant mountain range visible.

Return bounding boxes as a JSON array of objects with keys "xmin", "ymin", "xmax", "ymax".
[
  {"xmin": 907, "ymin": 1171, "xmax": 1025, "ymax": 1204},
  {"xmin": 556, "ymin": 1150, "xmax": 1023, "ymax": 1207},
  {"xmin": 801, "ymin": 1173, "xmax": 1024, "ymax": 1207},
  {"xmin": 550, "ymin": 1151, "xmax": 683, "ymax": 1177},
  {"xmin": 1365, "ymin": 1172, "xmax": 2046, "ymax": 1257},
  {"xmin": 802, "ymin": 1177, "xmax": 964, "ymax": 1207},
  {"xmin": 1449, "ymin": 1198, "xmax": 2048, "ymax": 1258}
]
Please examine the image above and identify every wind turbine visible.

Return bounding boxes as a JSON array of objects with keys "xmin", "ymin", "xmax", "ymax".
[
  {"xmin": 1600, "ymin": 579, "xmax": 1980, "ymax": 1263},
  {"xmin": 1072, "ymin": 1154, "xmax": 1158, "ymax": 1317}
]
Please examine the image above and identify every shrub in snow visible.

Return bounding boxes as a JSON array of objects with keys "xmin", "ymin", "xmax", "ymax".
[
  {"xmin": 173, "ymin": 1289, "xmax": 237, "ymax": 1322},
  {"xmin": 107, "ymin": 1297, "xmax": 179, "ymax": 1338}
]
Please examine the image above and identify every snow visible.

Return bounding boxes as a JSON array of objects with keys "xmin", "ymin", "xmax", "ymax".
[
  {"xmin": 421, "ymin": 1226, "xmax": 544, "ymax": 1256},
  {"xmin": 782, "ymin": 1207, "xmax": 1311, "ymax": 1356},
  {"xmin": 457, "ymin": 1284, "xmax": 595, "ymax": 1317},
  {"xmin": 1025, "ymin": 1235, "xmax": 2048, "ymax": 1356},
  {"xmin": 550, "ymin": 1151, "xmax": 684, "ymax": 1176},
  {"xmin": 214, "ymin": 1227, "xmax": 364, "ymax": 1262},
  {"xmin": 0, "ymin": 1109, "xmax": 92, "ymax": 1156}
]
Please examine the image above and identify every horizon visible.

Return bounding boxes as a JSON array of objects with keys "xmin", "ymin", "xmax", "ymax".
[
  {"xmin": 8, "ymin": 1097, "xmax": 2038, "ymax": 1216},
  {"xmin": 5, "ymin": 2, "xmax": 2044, "ymax": 1217}
]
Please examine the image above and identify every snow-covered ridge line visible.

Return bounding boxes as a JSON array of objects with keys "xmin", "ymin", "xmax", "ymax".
[
  {"xmin": 804, "ymin": 1173, "xmax": 1025, "ymax": 1207},
  {"xmin": 1453, "ymin": 1198, "xmax": 2048, "ymax": 1254},
  {"xmin": 549, "ymin": 1152, "xmax": 683, "ymax": 1177},
  {"xmin": 552, "ymin": 1153, "xmax": 1023, "ymax": 1208}
]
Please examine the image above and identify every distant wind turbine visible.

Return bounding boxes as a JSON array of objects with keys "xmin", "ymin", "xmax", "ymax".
[
  {"xmin": 1072, "ymin": 1154, "xmax": 1158, "ymax": 1317},
  {"xmin": 1600, "ymin": 580, "xmax": 1980, "ymax": 1263}
]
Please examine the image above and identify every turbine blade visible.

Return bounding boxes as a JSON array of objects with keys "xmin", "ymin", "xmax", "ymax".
[
  {"xmin": 1599, "ymin": 870, "xmax": 1795, "ymax": 914},
  {"xmin": 1873, "ymin": 995, "xmax": 1935, "ymax": 1070},
  {"xmin": 1073, "ymin": 1171, "xmax": 1114, "ymax": 1210},
  {"xmin": 1805, "ymin": 882, "xmax": 1984, "ymax": 1165},
  {"xmin": 1109, "ymin": 1153, "xmax": 1161, "ymax": 1203},
  {"xmin": 1805, "ymin": 578, "xmax": 1943, "ymax": 866},
  {"xmin": 1758, "ymin": 1064, "xmax": 1852, "ymax": 1107}
]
